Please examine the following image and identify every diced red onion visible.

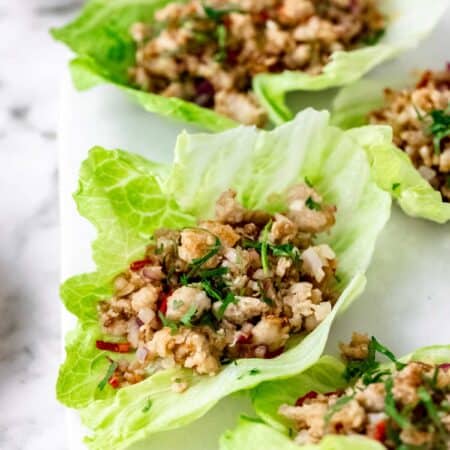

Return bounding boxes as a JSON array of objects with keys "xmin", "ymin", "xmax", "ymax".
[
  {"xmin": 295, "ymin": 391, "xmax": 318, "ymax": 406},
  {"xmin": 136, "ymin": 346, "xmax": 148, "ymax": 362},
  {"xmin": 142, "ymin": 266, "xmax": 165, "ymax": 280},
  {"xmin": 439, "ymin": 363, "xmax": 450, "ymax": 371}
]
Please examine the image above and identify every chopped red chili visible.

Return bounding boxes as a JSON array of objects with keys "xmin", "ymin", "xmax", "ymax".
[
  {"xmin": 373, "ymin": 420, "xmax": 387, "ymax": 442},
  {"xmin": 108, "ymin": 376, "xmax": 120, "ymax": 389},
  {"xmin": 265, "ymin": 347, "xmax": 284, "ymax": 359},
  {"xmin": 295, "ymin": 391, "xmax": 318, "ymax": 407},
  {"xmin": 96, "ymin": 340, "xmax": 131, "ymax": 353},
  {"xmin": 158, "ymin": 291, "xmax": 170, "ymax": 314},
  {"xmin": 129, "ymin": 259, "xmax": 151, "ymax": 271}
]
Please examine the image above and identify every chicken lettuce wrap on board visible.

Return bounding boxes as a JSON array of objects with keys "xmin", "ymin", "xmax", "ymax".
[
  {"xmin": 221, "ymin": 334, "xmax": 450, "ymax": 450},
  {"xmin": 332, "ymin": 68, "xmax": 450, "ymax": 223},
  {"xmin": 57, "ymin": 110, "xmax": 391, "ymax": 449},
  {"xmin": 51, "ymin": 0, "xmax": 449, "ymax": 130}
]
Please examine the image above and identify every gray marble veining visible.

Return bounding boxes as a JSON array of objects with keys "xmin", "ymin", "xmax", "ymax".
[{"xmin": 0, "ymin": 1, "xmax": 81, "ymax": 449}]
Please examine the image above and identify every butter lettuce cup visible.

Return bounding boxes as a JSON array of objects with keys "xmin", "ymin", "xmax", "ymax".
[
  {"xmin": 332, "ymin": 68, "xmax": 450, "ymax": 223},
  {"xmin": 58, "ymin": 110, "xmax": 391, "ymax": 449},
  {"xmin": 51, "ymin": 0, "xmax": 448, "ymax": 130},
  {"xmin": 221, "ymin": 334, "xmax": 450, "ymax": 450}
]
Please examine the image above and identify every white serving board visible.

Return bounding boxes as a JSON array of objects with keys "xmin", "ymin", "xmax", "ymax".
[{"xmin": 59, "ymin": 8, "xmax": 450, "ymax": 449}]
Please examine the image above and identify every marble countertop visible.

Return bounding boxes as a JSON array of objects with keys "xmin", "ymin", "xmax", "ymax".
[{"xmin": 0, "ymin": 1, "xmax": 83, "ymax": 449}]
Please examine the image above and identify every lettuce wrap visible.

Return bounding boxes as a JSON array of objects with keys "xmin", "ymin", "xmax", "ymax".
[
  {"xmin": 331, "ymin": 78, "xmax": 450, "ymax": 223},
  {"xmin": 220, "ymin": 345, "xmax": 450, "ymax": 450},
  {"xmin": 51, "ymin": 0, "xmax": 449, "ymax": 130},
  {"xmin": 58, "ymin": 110, "xmax": 391, "ymax": 449}
]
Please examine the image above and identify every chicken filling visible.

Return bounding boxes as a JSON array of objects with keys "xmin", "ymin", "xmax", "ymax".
[
  {"xmin": 96, "ymin": 184, "xmax": 339, "ymax": 389},
  {"xmin": 369, "ymin": 69, "xmax": 450, "ymax": 201},
  {"xmin": 129, "ymin": 0, "xmax": 386, "ymax": 126},
  {"xmin": 280, "ymin": 333, "xmax": 450, "ymax": 449}
]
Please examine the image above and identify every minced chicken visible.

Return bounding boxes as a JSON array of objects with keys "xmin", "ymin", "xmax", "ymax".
[
  {"xmin": 369, "ymin": 69, "xmax": 450, "ymax": 201},
  {"xmin": 96, "ymin": 184, "xmax": 339, "ymax": 389},
  {"xmin": 129, "ymin": 0, "xmax": 386, "ymax": 126},
  {"xmin": 280, "ymin": 333, "xmax": 450, "ymax": 449}
]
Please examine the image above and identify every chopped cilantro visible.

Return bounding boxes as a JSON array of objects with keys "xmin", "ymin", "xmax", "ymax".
[
  {"xmin": 324, "ymin": 394, "xmax": 355, "ymax": 425},
  {"xmin": 203, "ymin": 4, "xmax": 241, "ymax": 22},
  {"xmin": 414, "ymin": 104, "xmax": 450, "ymax": 154},
  {"xmin": 392, "ymin": 182, "xmax": 401, "ymax": 191},
  {"xmin": 385, "ymin": 377, "xmax": 411, "ymax": 429},
  {"xmin": 238, "ymin": 368, "xmax": 261, "ymax": 379},
  {"xmin": 180, "ymin": 305, "xmax": 197, "ymax": 327},
  {"xmin": 261, "ymin": 221, "xmax": 272, "ymax": 275},
  {"xmin": 214, "ymin": 24, "xmax": 227, "ymax": 62},
  {"xmin": 361, "ymin": 28, "xmax": 385, "ymax": 46},
  {"xmin": 418, "ymin": 386, "xmax": 444, "ymax": 432},
  {"xmin": 186, "ymin": 230, "xmax": 222, "ymax": 277},
  {"xmin": 217, "ymin": 292, "xmax": 237, "ymax": 318},
  {"xmin": 173, "ymin": 299, "xmax": 184, "ymax": 310},
  {"xmin": 428, "ymin": 106, "xmax": 450, "ymax": 154},
  {"xmin": 305, "ymin": 196, "xmax": 321, "ymax": 211},
  {"xmin": 201, "ymin": 280, "xmax": 223, "ymax": 302},
  {"xmin": 142, "ymin": 398, "xmax": 153, "ymax": 413},
  {"xmin": 198, "ymin": 267, "xmax": 229, "ymax": 279},
  {"xmin": 158, "ymin": 311, "xmax": 178, "ymax": 334},
  {"xmin": 98, "ymin": 360, "xmax": 118, "ymax": 391}
]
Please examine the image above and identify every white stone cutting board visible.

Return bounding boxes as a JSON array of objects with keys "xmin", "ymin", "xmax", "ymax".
[{"xmin": 59, "ymin": 8, "xmax": 450, "ymax": 449}]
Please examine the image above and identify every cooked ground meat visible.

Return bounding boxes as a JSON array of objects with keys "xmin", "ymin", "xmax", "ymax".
[
  {"xmin": 280, "ymin": 333, "xmax": 450, "ymax": 449},
  {"xmin": 96, "ymin": 184, "xmax": 339, "ymax": 388},
  {"xmin": 369, "ymin": 69, "xmax": 450, "ymax": 201},
  {"xmin": 129, "ymin": 0, "xmax": 385, "ymax": 126}
]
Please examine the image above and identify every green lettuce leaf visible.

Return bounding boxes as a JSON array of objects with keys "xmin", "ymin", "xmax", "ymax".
[
  {"xmin": 332, "ymin": 79, "xmax": 450, "ymax": 223},
  {"xmin": 58, "ymin": 110, "xmax": 391, "ymax": 449},
  {"xmin": 51, "ymin": 0, "xmax": 449, "ymax": 129},
  {"xmin": 220, "ymin": 345, "xmax": 450, "ymax": 450}
]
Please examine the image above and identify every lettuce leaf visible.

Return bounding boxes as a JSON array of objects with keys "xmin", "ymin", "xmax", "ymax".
[
  {"xmin": 51, "ymin": 0, "xmax": 449, "ymax": 130},
  {"xmin": 332, "ymin": 80, "xmax": 450, "ymax": 223},
  {"xmin": 58, "ymin": 110, "xmax": 391, "ymax": 449},
  {"xmin": 220, "ymin": 345, "xmax": 450, "ymax": 450}
]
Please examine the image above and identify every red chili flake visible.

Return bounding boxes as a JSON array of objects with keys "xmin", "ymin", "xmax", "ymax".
[
  {"xmin": 96, "ymin": 340, "xmax": 131, "ymax": 353},
  {"xmin": 236, "ymin": 332, "xmax": 252, "ymax": 345},
  {"xmin": 158, "ymin": 291, "xmax": 171, "ymax": 314},
  {"xmin": 416, "ymin": 70, "xmax": 432, "ymax": 88},
  {"xmin": 108, "ymin": 376, "xmax": 120, "ymax": 389},
  {"xmin": 373, "ymin": 420, "xmax": 387, "ymax": 442},
  {"xmin": 439, "ymin": 363, "xmax": 450, "ymax": 371},
  {"xmin": 265, "ymin": 347, "xmax": 284, "ymax": 359},
  {"xmin": 295, "ymin": 391, "xmax": 318, "ymax": 407},
  {"xmin": 129, "ymin": 259, "xmax": 151, "ymax": 271}
]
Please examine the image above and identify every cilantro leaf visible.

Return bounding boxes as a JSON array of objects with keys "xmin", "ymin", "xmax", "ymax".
[
  {"xmin": 180, "ymin": 305, "xmax": 197, "ymax": 327},
  {"xmin": 261, "ymin": 221, "xmax": 272, "ymax": 274},
  {"xmin": 97, "ymin": 360, "xmax": 118, "ymax": 391},
  {"xmin": 384, "ymin": 377, "xmax": 410, "ymax": 429},
  {"xmin": 217, "ymin": 292, "xmax": 237, "ymax": 318},
  {"xmin": 305, "ymin": 196, "xmax": 321, "ymax": 211},
  {"xmin": 158, "ymin": 311, "xmax": 178, "ymax": 334}
]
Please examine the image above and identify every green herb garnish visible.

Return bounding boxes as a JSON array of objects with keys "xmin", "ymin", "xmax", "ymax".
[
  {"xmin": 217, "ymin": 292, "xmax": 237, "ymax": 318},
  {"xmin": 415, "ymin": 104, "xmax": 450, "ymax": 154},
  {"xmin": 201, "ymin": 280, "xmax": 223, "ymax": 302},
  {"xmin": 142, "ymin": 398, "xmax": 153, "ymax": 413},
  {"xmin": 304, "ymin": 176, "xmax": 313, "ymax": 187},
  {"xmin": 428, "ymin": 106, "xmax": 450, "ymax": 154},
  {"xmin": 185, "ymin": 230, "xmax": 222, "ymax": 279},
  {"xmin": 385, "ymin": 377, "xmax": 410, "ymax": 429},
  {"xmin": 261, "ymin": 221, "xmax": 272, "ymax": 275},
  {"xmin": 361, "ymin": 28, "xmax": 385, "ymax": 46},
  {"xmin": 198, "ymin": 266, "xmax": 229, "ymax": 279},
  {"xmin": 344, "ymin": 337, "xmax": 405, "ymax": 384},
  {"xmin": 158, "ymin": 311, "xmax": 178, "ymax": 334},
  {"xmin": 180, "ymin": 305, "xmax": 197, "ymax": 327},
  {"xmin": 418, "ymin": 386, "xmax": 444, "ymax": 432},
  {"xmin": 238, "ymin": 368, "xmax": 261, "ymax": 379},
  {"xmin": 98, "ymin": 360, "xmax": 118, "ymax": 391},
  {"xmin": 203, "ymin": 4, "xmax": 241, "ymax": 21},
  {"xmin": 324, "ymin": 394, "xmax": 355, "ymax": 425},
  {"xmin": 305, "ymin": 196, "xmax": 321, "ymax": 211},
  {"xmin": 215, "ymin": 24, "xmax": 227, "ymax": 62},
  {"xmin": 392, "ymin": 182, "xmax": 401, "ymax": 191}
]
